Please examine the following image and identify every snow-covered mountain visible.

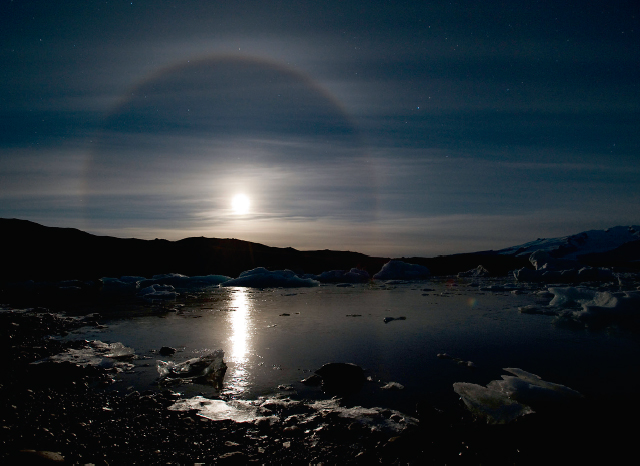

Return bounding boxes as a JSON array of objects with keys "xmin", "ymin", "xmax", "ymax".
[{"xmin": 496, "ymin": 225, "xmax": 640, "ymax": 260}]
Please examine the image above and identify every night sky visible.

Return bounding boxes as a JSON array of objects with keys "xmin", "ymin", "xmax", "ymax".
[{"xmin": 1, "ymin": 1, "xmax": 638, "ymax": 257}]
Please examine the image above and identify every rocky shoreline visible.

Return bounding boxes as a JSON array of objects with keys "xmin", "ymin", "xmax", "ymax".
[{"xmin": 1, "ymin": 306, "xmax": 635, "ymax": 465}]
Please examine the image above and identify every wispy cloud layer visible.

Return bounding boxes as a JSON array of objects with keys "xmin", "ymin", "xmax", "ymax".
[{"xmin": 1, "ymin": 1, "xmax": 638, "ymax": 255}]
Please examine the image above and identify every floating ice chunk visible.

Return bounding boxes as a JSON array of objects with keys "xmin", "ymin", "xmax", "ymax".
[
  {"xmin": 487, "ymin": 368, "xmax": 583, "ymax": 409},
  {"xmin": 454, "ymin": 367, "xmax": 582, "ymax": 424},
  {"xmin": 381, "ymin": 382, "xmax": 404, "ymax": 390},
  {"xmin": 543, "ymin": 287, "xmax": 640, "ymax": 327},
  {"xmin": 90, "ymin": 340, "xmax": 136, "ymax": 359},
  {"xmin": 221, "ymin": 268, "xmax": 319, "ymax": 288},
  {"xmin": 561, "ymin": 290, "xmax": 640, "ymax": 328},
  {"xmin": 168, "ymin": 396, "xmax": 260, "ymax": 423},
  {"xmin": 157, "ymin": 350, "xmax": 227, "ymax": 388},
  {"xmin": 529, "ymin": 250, "xmax": 581, "ymax": 271},
  {"xmin": 548, "ymin": 287, "xmax": 598, "ymax": 307},
  {"xmin": 373, "ymin": 260, "xmax": 430, "ymax": 280},
  {"xmin": 453, "ymin": 382, "xmax": 534, "ymax": 424},
  {"xmin": 138, "ymin": 273, "xmax": 231, "ymax": 289},
  {"xmin": 44, "ymin": 340, "xmax": 135, "ymax": 367},
  {"xmin": 308, "ymin": 399, "xmax": 418, "ymax": 433}
]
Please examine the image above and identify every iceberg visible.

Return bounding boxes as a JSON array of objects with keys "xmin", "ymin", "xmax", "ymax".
[
  {"xmin": 551, "ymin": 289, "xmax": 640, "ymax": 328},
  {"xmin": 453, "ymin": 382, "xmax": 534, "ymax": 424},
  {"xmin": 138, "ymin": 273, "xmax": 231, "ymax": 289},
  {"xmin": 548, "ymin": 286, "xmax": 598, "ymax": 307},
  {"xmin": 486, "ymin": 368, "xmax": 583, "ymax": 408},
  {"xmin": 101, "ymin": 274, "xmax": 231, "ymax": 296},
  {"xmin": 513, "ymin": 249, "xmax": 616, "ymax": 284},
  {"xmin": 457, "ymin": 265, "xmax": 490, "ymax": 278},
  {"xmin": 529, "ymin": 250, "xmax": 581, "ymax": 271},
  {"xmin": 315, "ymin": 268, "xmax": 370, "ymax": 284},
  {"xmin": 514, "ymin": 256, "xmax": 615, "ymax": 283},
  {"xmin": 157, "ymin": 350, "xmax": 227, "ymax": 389},
  {"xmin": 137, "ymin": 283, "xmax": 178, "ymax": 301},
  {"xmin": 373, "ymin": 260, "xmax": 430, "ymax": 281},
  {"xmin": 221, "ymin": 268, "xmax": 319, "ymax": 288}
]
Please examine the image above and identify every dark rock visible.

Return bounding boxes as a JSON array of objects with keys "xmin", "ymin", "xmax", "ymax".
[
  {"xmin": 159, "ymin": 346, "xmax": 176, "ymax": 356},
  {"xmin": 300, "ymin": 374, "xmax": 323, "ymax": 386},
  {"xmin": 383, "ymin": 316, "xmax": 406, "ymax": 323},
  {"xmin": 314, "ymin": 362, "xmax": 366, "ymax": 395}
]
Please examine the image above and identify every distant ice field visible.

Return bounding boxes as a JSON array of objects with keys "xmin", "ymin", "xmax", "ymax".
[{"xmin": 63, "ymin": 279, "xmax": 640, "ymax": 415}]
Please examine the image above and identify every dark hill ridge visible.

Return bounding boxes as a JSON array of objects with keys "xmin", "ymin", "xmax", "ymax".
[
  {"xmin": 1, "ymin": 218, "xmax": 386, "ymax": 282},
  {"xmin": 1, "ymin": 218, "xmax": 530, "ymax": 282}
]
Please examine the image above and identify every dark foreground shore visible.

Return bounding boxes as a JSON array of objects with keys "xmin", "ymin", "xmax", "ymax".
[{"xmin": 1, "ymin": 307, "xmax": 635, "ymax": 465}]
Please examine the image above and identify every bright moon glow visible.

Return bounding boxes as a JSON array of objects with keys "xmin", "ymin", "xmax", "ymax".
[{"xmin": 231, "ymin": 194, "xmax": 250, "ymax": 215}]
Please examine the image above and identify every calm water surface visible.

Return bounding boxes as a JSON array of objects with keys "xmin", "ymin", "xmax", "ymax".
[{"xmin": 65, "ymin": 279, "xmax": 640, "ymax": 415}]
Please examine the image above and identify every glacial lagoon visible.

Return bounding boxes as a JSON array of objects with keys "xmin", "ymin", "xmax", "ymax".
[{"xmin": 61, "ymin": 278, "xmax": 640, "ymax": 421}]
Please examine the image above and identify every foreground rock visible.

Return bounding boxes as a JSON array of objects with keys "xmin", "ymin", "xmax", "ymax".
[{"xmin": 314, "ymin": 362, "xmax": 366, "ymax": 395}]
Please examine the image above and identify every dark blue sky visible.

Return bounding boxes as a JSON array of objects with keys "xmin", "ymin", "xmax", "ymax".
[{"xmin": 1, "ymin": 1, "xmax": 638, "ymax": 256}]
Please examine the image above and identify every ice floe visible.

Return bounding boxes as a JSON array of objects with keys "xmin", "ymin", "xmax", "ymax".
[
  {"xmin": 168, "ymin": 396, "xmax": 261, "ymax": 423},
  {"xmin": 221, "ymin": 268, "xmax": 319, "ymax": 288},
  {"xmin": 39, "ymin": 340, "xmax": 135, "ymax": 368},
  {"xmin": 373, "ymin": 260, "xmax": 430, "ymax": 281},
  {"xmin": 453, "ymin": 368, "xmax": 582, "ymax": 424}
]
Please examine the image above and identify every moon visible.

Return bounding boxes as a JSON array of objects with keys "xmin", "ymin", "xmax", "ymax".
[{"xmin": 231, "ymin": 194, "xmax": 250, "ymax": 215}]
